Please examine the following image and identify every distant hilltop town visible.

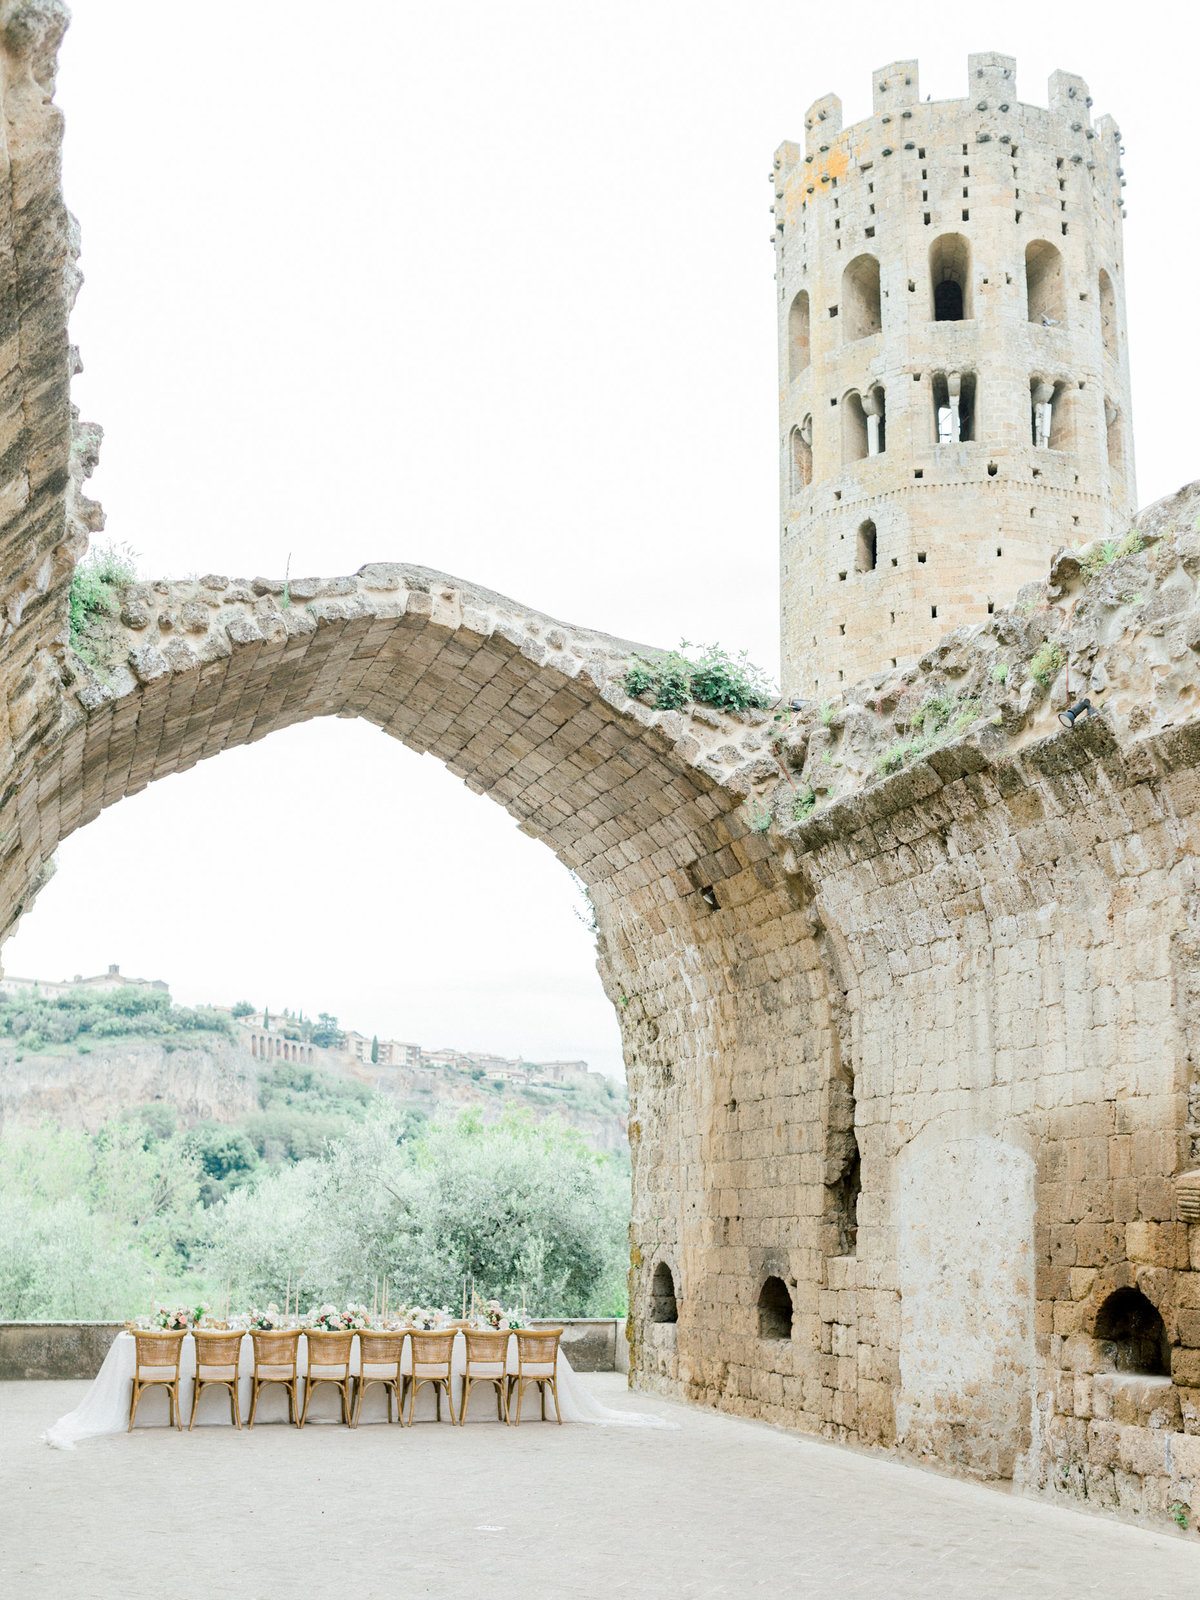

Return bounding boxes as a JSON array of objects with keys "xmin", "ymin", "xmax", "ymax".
[{"xmin": 0, "ymin": 964, "xmax": 598, "ymax": 1091}]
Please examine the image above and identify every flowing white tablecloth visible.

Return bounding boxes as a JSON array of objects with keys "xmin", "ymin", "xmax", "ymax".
[{"xmin": 45, "ymin": 1331, "xmax": 673, "ymax": 1447}]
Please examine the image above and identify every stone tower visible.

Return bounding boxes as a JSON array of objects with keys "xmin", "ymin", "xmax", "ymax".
[{"xmin": 774, "ymin": 55, "xmax": 1134, "ymax": 696}]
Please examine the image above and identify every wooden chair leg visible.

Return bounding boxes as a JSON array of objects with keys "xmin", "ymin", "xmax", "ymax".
[
  {"xmin": 248, "ymin": 1378, "xmax": 259, "ymax": 1427},
  {"xmin": 550, "ymin": 1377, "xmax": 562, "ymax": 1423},
  {"xmin": 128, "ymin": 1379, "xmax": 140, "ymax": 1432},
  {"xmin": 289, "ymin": 1380, "xmax": 298, "ymax": 1426},
  {"xmin": 231, "ymin": 1380, "xmax": 241, "ymax": 1429},
  {"xmin": 189, "ymin": 1378, "xmax": 202, "ymax": 1431},
  {"xmin": 173, "ymin": 1381, "xmax": 182, "ymax": 1430},
  {"xmin": 299, "ymin": 1378, "xmax": 313, "ymax": 1427}
]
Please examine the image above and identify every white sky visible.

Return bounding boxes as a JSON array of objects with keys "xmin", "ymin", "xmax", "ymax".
[{"xmin": 3, "ymin": 1, "xmax": 1189, "ymax": 1078}]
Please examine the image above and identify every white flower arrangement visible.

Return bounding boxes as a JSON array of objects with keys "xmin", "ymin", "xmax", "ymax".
[
  {"xmin": 474, "ymin": 1297, "xmax": 523, "ymax": 1331},
  {"xmin": 247, "ymin": 1303, "xmax": 287, "ymax": 1330},
  {"xmin": 148, "ymin": 1303, "xmax": 194, "ymax": 1331},
  {"xmin": 306, "ymin": 1302, "xmax": 373, "ymax": 1331},
  {"xmin": 406, "ymin": 1305, "xmax": 451, "ymax": 1330}
]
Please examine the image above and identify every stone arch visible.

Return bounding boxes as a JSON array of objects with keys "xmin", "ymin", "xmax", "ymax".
[
  {"xmin": 1099, "ymin": 267, "xmax": 1117, "ymax": 359},
  {"xmin": 757, "ymin": 1275, "xmax": 793, "ymax": 1339},
  {"xmin": 649, "ymin": 1259, "xmax": 678, "ymax": 1323},
  {"xmin": 841, "ymin": 254, "xmax": 882, "ymax": 343},
  {"xmin": 788, "ymin": 290, "xmax": 811, "ymax": 379},
  {"xmin": 790, "ymin": 420, "xmax": 812, "ymax": 492},
  {"xmin": 0, "ymin": 564, "xmax": 774, "ymax": 960},
  {"xmin": 1092, "ymin": 1287, "xmax": 1170, "ymax": 1376},
  {"xmin": 929, "ymin": 232, "xmax": 971, "ymax": 321},
  {"xmin": 1026, "ymin": 240, "xmax": 1066, "ymax": 325}
]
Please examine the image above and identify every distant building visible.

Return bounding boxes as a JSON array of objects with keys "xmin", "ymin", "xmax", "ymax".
[
  {"xmin": 0, "ymin": 963, "xmax": 169, "ymax": 1000},
  {"xmin": 342, "ymin": 1031, "xmax": 421, "ymax": 1068}
]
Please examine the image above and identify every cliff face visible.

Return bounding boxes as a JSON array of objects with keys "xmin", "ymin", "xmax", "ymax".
[
  {"xmin": 0, "ymin": 1032, "xmax": 629, "ymax": 1151},
  {"xmin": 0, "ymin": 1035, "xmax": 259, "ymax": 1131}
]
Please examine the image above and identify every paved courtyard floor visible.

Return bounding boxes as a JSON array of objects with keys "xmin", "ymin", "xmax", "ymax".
[{"xmin": 2, "ymin": 1374, "xmax": 1197, "ymax": 1599}]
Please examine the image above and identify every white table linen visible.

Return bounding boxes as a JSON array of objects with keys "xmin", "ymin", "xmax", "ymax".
[{"xmin": 45, "ymin": 1331, "xmax": 673, "ymax": 1447}]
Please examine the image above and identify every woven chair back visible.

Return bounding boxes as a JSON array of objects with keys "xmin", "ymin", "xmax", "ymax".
[
  {"xmin": 306, "ymin": 1329, "xmax": 354, "ymax": 1371},
  {"xmin": 463, "ymin": 1329, "xmax": 510, "ymax": 1366},
  {"xmin": 250, "ymin": 1328, "xmax": 301, "ymax": 1372},
  {"xmin": 409, "ymin": 1329, "xmax": 455, "ymax": 1373},
  {"xmin": 132, "ymin": 1329, "xmax": 186, "ymax": 1374},
  {"xmin": 193, "ymin": 1329, "xmax": 243, "ymax": 1373},
  {"xmin": 515, "ymin": 1329, "xmax": 562, "ymax": 1369},
  {"xmin": 358, "ymin": 1330, "xmax": 405, "ymax": 1367}
]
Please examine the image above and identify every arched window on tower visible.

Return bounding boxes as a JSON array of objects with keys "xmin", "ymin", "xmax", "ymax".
[
  {"xmin": 842, "ymin": 389, "xmax": 885, "ymax": 463},
  {"xmin": 929, "ymin": 233, "xmax": 971, "ymax": 321},
  {"xmin": 1106, "ymin": 398, "xmax": 1125, "ymax": 476},
  {"xmin": 841, "ymin": 392, "xmax": 868, "ymax": 464},
  {"xmin": 1099, "ymin": 268, "xmax": 1117, "ymax": 360},
  {"xmin": 649, "ymin": 1261, "xmax": 678, "ymax": 1324},
  {"xmin": 788, "ymin": 290, "xmax": 811, "ymax": 380},
  {"xmin": 1026, "ymin": 240, "xmax": 1066, "ymax": 326},
  {"xmin": 1094, "ymin": 1287, "xmax": 1169, "ymax": 1376},
  {"xmin": 841, "ymin": 254, "xmax": 882, "ymax": 343},
  {"xmin": 1030, "ymin": 377, "xmax": 1074, "ymax": 450},
  {"xmin": 790, "ymin": 420, "xmax": 812, "ymax": 493},
  {"xmin": 933, "ymin": 371, "xmax": 976, "ymax": 443},
  {"xmin": 855, "ymin": 520, "xmax": 877, "ymax": 573}
]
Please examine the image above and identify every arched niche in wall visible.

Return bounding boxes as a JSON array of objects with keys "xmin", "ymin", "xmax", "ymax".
[
  {"xmin": 788, "ymin": 290, "xmax": 811, "ymax": 380},
  {"xmin": 1026, "ymin": 240, "xmax": 1066, "ymax": 326},
  {"xmin": 649, "ymin": 1261, "xmax": 678, "ymax": 1324},
  {"xmin": 841, "ymin": 254, "xmax": 882, "ymax": 343},
  {"xmin": 929, "ymin": 233, "xmax": 971, "ymax": 321}
]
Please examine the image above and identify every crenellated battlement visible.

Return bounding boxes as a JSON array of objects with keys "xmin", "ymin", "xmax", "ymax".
[{"xmin": 774, "ymin": 55, "xmax": 1134, "ymax": 697}]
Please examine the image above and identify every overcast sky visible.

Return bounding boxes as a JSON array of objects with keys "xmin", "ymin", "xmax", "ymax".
[{"xmin": 2, "ymin": 2, "xmax": 1187, "ymax": 1077}]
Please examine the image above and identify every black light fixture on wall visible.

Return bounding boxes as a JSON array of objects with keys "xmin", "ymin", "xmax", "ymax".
[{"xmin": 1058, "ymin": 697, "xmax": 1097, "ymax": 729}]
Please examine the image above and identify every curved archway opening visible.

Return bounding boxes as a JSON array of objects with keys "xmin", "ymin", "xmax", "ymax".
[
  {"xmin": 650, "ymin": 1260, "xmax": 678, "ymax": 1323},
  {"xmin": 1099, "ymin": 268, "xmax": 1118, "ymax": 359},
  {"xmin": 841, "ymin": 254, "xmax": 882, "ymax": 343},
  {"xmin": 788, "ymin": 290, "xmax": 811, "ymax": 380},
  {"xmin": 930, "ymin": 233, "xmax": 971, "ymax": 321},
  {"xmin": 790, "ymin": 421, "xmax": 812, "ymax": 492},
  {"xmin": 757, "ymin": 1274, "xmax": 793, "ymax": 1340},
  {"xmin": 1094, "ymin": 1287, "xmax": 1169, "ymax": 1376},
  {"xmin": 1026, "ymin": 240, "xmax": 1066, "ymax": 325}
]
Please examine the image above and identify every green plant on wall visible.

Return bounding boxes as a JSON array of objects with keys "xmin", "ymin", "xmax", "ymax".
[
  {"xmin": 1078, "ymin": 527, "xmax": 1143, "ymax": 585},
  {"xmin": 873, "ymin": 692, "xmax": 982, "ymax": 777},
  {"xmin": 68, "ymin": 542, "xmax": 137, "ymax": 669},
  {"xmin": 623, "ymin": 641, "xmax": 774, "ymax": 714},
  {"xmin": 743, "ymin": 799, "xmax": 772, "ymax": 834},
  {"xmin": 1029, "ymin": 641, "xmax": 1064, "ymax": 686}
]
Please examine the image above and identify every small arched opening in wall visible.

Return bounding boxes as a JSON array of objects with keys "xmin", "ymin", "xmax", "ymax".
[
  {"xmin": 790, "ymin": 420, "xmax": 813, "ymax": 492},
  {"xmin": 757, "ymin": 1275, "xmax": 793, "ymax": 1340},
  {"xmin": 841, "ymin": 253, "xmax": 882, "ymax": 343},
  {"xmin": 649, "ymin": 1260, "xmax": 678, "ymax": 1324},
  {"xmin": 929, "ymin": 232, "xmax": 971, "ymax": 321},
  {"xmin": 855, "ymin": 519, "xmax": 877, "ymax": 574},
  {"xmin": 1094, "ymin": 1287, "xmax": 1170, "ymax": 1376},
  {"xmin": 1099, "ymin": 268, "xmax": 1118, "ymax": 359},
  {"xmin": 788, "ymin": 290, "xmax": 811, "ymax": 380},
  {"xmin": 842, "ymin": 391, "xmax": 868, "ymax": 464},
  {"xmin": 1026, "ymin": 240, "xmax": 1066, "ymax": 326}
]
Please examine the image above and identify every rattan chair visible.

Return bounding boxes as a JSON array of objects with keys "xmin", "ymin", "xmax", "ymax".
[
  {"xmin": 189, "ymin": 1329, "xmax": 245, "ymax": 1430},
  {"xmin": 352, "ymin": 1329, "xmax": 406, "ymax": 1426},
  {"xmin": 128, "ymin": 1328, "xmax": 187, "ymax": 1431},
  {"xmin": 403, "ymin": 1329, "xmax": 457, "ymax": 1424},
  {"xmin": 508, "ymin": 1328, "xmax": 563, "ymax": 1424},
  {"xmin": 459, "ymin": 1329, "xmax": 510, "ymax": 1424},
  {"xmin": 247, "ymin": 1328, "xmax": 302, "ymax": 1426},
  {"xmin": 299, "ymin": 1329, "xmax": 355, "ymax": 1426}
]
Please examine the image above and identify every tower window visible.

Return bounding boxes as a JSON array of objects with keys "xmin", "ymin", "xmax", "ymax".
[
  {"xmin": 788, "ymin": 290, "xmax": 811, "ymax": 379},
  {"xmin": 1099, "ymin": 267, "xmax": 1117, "ymax": 357},
  {"xmin": 649, "ymin": 1261, "xmax": 678, "ymax": 1324},
  {"xmin": 931, "ymin": 605, "xmax": 938, "ymax": 618},
  {"xmin": 840, "ymin": 253, "xmax": 882, "ymax": 342},
  {"xmin": 789, "ymin": 420, "xmax": 813, "ymax": 493},
  {"xmin": 933, "ymin": 370, "xmax": 976, "ymax": 442},
  {"xmin": 930, "ymin": 233, "xmax": 971, "ymax": 320},
  {"xmin": 855, "ymin": 520, "xmax": 877, "ymax": 573},
  {"xmin": 917, "ymin": 551, "xmax": 927, "ymax": 563},
  {"xmin": 1026, "ymin": 238, "xmax": 1066, "ymax": 324}
]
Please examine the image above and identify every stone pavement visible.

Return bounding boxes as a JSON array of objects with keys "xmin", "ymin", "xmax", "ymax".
[{"xmin": 1, "ymin": 1375, "xmax": 1195, "ymax": 1600}]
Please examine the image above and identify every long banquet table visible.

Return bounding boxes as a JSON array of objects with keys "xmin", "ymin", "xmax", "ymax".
[{"xmin": 46, "ymin": 1330, "xmax": 674, "ymax": 1447}]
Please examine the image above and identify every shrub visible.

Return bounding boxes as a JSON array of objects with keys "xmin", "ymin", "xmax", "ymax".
[
  {"xmin": 1029, "ymin": 641, "xmax": 1065, "ymax": 686},
  {"xmin": 68, "ymin": 542, "xmax": 138, "ymax": 667},
  {"xmin": 622, "ymin": 641, "xmax": 774, "ymax": 713},
  {"xmin": 1079, "ymin": 528, "xmax": 1143, "ymax": 586},
  {"xmin": 790, "ymin": 787, "xmax": 817, "ymax": 822}
]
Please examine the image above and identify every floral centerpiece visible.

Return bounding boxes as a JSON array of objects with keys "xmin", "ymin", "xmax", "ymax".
[
  {"xmin": 306, "ymin": 1303, "xmax": 372, "ymax": 1331},
  {"xmin": 406, "ymin": 1305, "xmax": 451, "ymax": 1330},
  {"xmin": 247, "ymin": 1304, "xmax": 287, "ymax": 1330},
  {"xmin": 146, "ymin": 1303, "xmax": 196, "ymax": 1331},
  {"xmin": 475, "ymin": 1298, "xmax": 523, "ymax": 1331}
]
